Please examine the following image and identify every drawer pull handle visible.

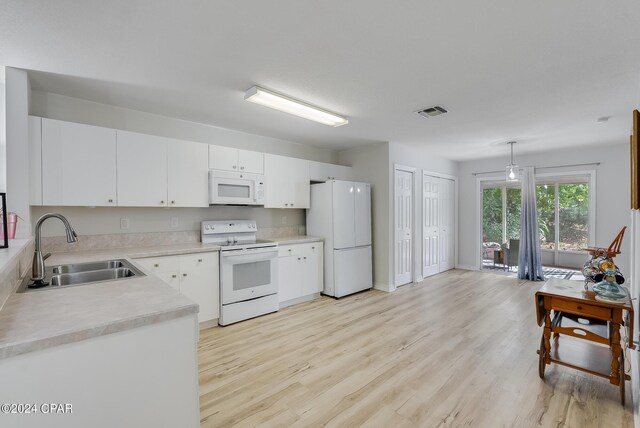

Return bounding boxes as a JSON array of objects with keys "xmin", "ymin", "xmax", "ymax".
[
  {"xmin": 172, "ymin": 274, "xmax": 177, "ymax": 278},
  {"xmin": 198, "ymin": 259, "xmax": 203, "ymax": 262},
  {"xmin": 183, "ymin": 273, "xmax": 188, "ymax": 277},
  {"xmin": 154, "ymin": 264, "xmax": 159, "ymax": 267},
  {"xmin": 303, "ymin": 257, "xmax": 307, "ymax": 260}
]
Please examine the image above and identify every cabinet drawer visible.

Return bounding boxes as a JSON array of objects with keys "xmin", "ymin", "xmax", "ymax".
[
  {"xmin": 135, "ymin": 255, "xmax": 180, "ymax": 275},
  {"xmin": 552, "ymin": 299, "xmax": 612, "ymax": 320},
  {"xmin": 278, "ymin": 242, "xmax": 321, "ymax": 257}
]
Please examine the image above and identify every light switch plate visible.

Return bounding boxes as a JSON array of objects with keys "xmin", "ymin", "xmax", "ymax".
[
  {"xmin": 120, "ymin": 218, "xmax": 130, "ymax": 230},
  {"xmin": 170, "ymin": 217, "xmax": 179, "ymax": 228}
]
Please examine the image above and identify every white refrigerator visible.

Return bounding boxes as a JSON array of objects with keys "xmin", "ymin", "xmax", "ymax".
[{"xmin": 306, "ymin": 180, "xmax": 372, "ymax": 297}]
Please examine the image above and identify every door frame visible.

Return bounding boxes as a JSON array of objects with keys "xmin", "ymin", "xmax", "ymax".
[
  {"xmin": 422, "ymin": 170, "xmax": 458, "ymax": 275},
  {"xmin": 393, "ymin": 164, "xmax": 417, "ymax": 287}
]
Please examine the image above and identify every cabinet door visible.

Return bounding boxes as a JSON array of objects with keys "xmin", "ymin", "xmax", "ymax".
[
  {"xmin": 155, "ymin": 270, "xmax": 181, "ymax": 291},
  {"xmin": 135, "ymin": 256, "xmax": 180, "ymax": 290},
  {"xmin": 264, "ymin": 154, "xmax": 290, "ymax": 208},
  {"xmin": 299, "ymin": 246, "xmax": 321, "ymax": 296},
  {"xmin": 238, "ymin": 149, "xmax": 264, "ymax": 174},
  {"xmin": 168, "ymin": 140, "xmax": 209, "ymax": 207},
  {"xmin": 29, "ymin": 116, "xmax": 42, "ymax": 205},
  {"xmin": 209, "ymin": 145, "xmax": 238, "ymax": 172},
  {"xmin": 289, "ymin": 157, "xmax": 310, "ymax": 209},
  {"xmin": 309, "ymin": 162, "xmax": 352, "ymax": 182},
  {"xmin": 117, "ymin": 131, "xmax": 168, "ymax": 207},
  {"xmin": 42, "ymin": 118, "xmax": 117, "ymax": 206},
  {"xmin": 354, "ymin": 182, "xmax": 371, "ymax": 246},
  {"xmin": 278, "ymin": 255, "xmax": 300, "ymax": 303},
  {"xmin": 179, "ymin": 253, "xmax": 219, "ymax": 323}
]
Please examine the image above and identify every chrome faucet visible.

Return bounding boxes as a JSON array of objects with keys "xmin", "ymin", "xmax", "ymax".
[{"xmin": 30, "ymin": 213, "xmax": 78, "ymax": 286}]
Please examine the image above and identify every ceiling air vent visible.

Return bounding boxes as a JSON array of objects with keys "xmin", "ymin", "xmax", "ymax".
[{"xmin": 416, "ymin": 105, "xmax": 448, "ymax": 118}]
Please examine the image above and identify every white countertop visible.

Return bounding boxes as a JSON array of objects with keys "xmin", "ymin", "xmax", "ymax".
[{"xmin": 0, "ymin": 236, "xmax": 322, "ymax": 360}]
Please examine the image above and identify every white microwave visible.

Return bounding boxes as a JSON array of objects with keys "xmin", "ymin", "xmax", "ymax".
[{"xmin": 208, "ymin": 170, "xmax": 265, "ymax": 205}]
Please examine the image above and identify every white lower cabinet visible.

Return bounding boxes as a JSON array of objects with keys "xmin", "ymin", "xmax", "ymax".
[
  {"xmin": 137, "ymin": 252, "xmax": 219, "ymax": 324},
  {"xmin": 278, "ymin": 242, "xmax": 323, "ymax": 307}
]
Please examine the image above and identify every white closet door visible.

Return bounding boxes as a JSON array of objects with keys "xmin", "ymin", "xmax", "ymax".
[
  {"xmin": 394, "ymin": 169, "xmax": 413, "ymax": 286},
  {"xmin": 439, "ymin": 178, "xmax": 455, "ymax": 272},
  {"xmin": 422, "ymin": 175, "xmax": 440, "ymax": 278}
]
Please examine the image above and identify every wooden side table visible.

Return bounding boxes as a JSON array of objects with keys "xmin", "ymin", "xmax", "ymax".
[{"xmin": 535, "ymin": 278, "xmax": 634, "ymax": 405}]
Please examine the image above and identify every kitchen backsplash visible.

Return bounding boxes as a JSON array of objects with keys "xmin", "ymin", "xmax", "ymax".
[{"xmin": 41, "ymin": 225, "xmax": 306, "ymax": 253}]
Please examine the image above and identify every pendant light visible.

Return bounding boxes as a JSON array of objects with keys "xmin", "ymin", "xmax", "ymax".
[{"xmin": 506, "ymin": 141, "xmax": 519, "ymax": 182}]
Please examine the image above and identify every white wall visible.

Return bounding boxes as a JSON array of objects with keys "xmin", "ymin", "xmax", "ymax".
[
  {"xmin": 26, "ymin": 90, "xmax": 343, "ymax": 238},
  {"xmin": 389, "ymin": 142, "xmax": 460, "ymax": 286},
  {"xmin": 457, "ymin": 142, "xmax": 631, "ymax": 275},
  {"xmin": 340, "ymin": 141, "xmax": 460, "ymax": 290},
  {"xmin": 30, "ymin": 91, "xmax": 337, "ymax": 163},
  {"xmin": 5, "ymin": 67, "xmax": 31, "ymax": 238},
  {"xmin": 0, "ymin": 81, "xmax": 6, "ymax": 192},
  {"xmin": 32, "ymin": 206, "xmax": 304, "ymax": 238},
  {"xmin": 339, "ymin": 143, "xmax": 390, "ymax": 289}
]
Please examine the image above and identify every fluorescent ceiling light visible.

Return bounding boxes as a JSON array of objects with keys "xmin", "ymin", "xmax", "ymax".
[{"xmin": 244, "ymin": 86, "xmax": 348, "ymax": 127}]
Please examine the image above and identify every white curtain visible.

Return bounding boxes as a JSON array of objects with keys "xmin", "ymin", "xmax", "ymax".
[{"xmin": 518, "ymin": 167, "xmax": 544, "ymax": 281}]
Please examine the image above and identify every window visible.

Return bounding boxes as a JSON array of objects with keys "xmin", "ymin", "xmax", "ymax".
[
  {"xmin": 536, "ymin": 184, "xmax": 556, "ymax": 250},
  {"xmin": 558, "ymin": 183, "xmax": 589, "ymax": 251},
  {"xmin": 482, "ymin": 174, "xmax": 592, "ymax": 260},
  {"xmin": 482, "ymin": 188, "xmax": 502, "ymax": 244},
  {"xmin": 505, "ymin": 188, "xmax": 521, "ymax": 242}
]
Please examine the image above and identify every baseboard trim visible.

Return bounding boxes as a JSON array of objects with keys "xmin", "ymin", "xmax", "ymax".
[
  {"xmin": 199, "ymin": 319, "xmax": 219, "ymax": 330},
  {"xmin": 456, "ymin": 264, "xmax": 479, "ymax": 271},
  {"xmin": 374, "ymin": 282, "xmax": 395, "ymax": 293},
  {"xmin": 279, "ymin": 293, "xmax": 320, "ymax": 309}
]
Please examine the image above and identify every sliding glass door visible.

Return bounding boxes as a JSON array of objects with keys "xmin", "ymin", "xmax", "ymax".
[{"xmin": 481, "ymin": 174, "xmax": 592, "ymax": 271}]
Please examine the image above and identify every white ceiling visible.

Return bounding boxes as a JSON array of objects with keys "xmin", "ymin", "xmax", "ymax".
[{"xmin": 1, "ymin": 1, "xmax": 640, "ymax": 160}]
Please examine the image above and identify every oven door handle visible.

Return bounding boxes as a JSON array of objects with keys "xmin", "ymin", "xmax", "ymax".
[{"xmin": 221, "ymin": 250, "xmax": 278, "ymax": 263}]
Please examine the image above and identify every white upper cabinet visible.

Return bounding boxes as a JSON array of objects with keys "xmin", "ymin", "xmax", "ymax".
[
  {"xmin": 264, "ymin": 154, "xmax": 310, "ymax": 209},
  {"xmin": 309, "ymin": 161, "xmax": 352, "ymax": 182},
  {"xmin": 238, "ymin": 149, "xmax": 264, "ymax": 174},
  {"xmin": 168, "ymin": 139, "xmax": 209, "ymax": 207},
  {"xmin": 209, "ymin": 145, "xmax": 264, "ymax": 174},
  {"xmin": 42, "ymin": 118, "xmax": 117, "ymax": 206},
  {"xmin": 28, "ymin": 116, "xmax": 42, "ymax": 205},
  {"xmin": 117, "ymin": 131, "xmax": 168, "ymax": 207}
]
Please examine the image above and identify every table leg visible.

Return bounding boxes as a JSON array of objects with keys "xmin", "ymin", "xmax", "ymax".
[
  {"xmin": 611, "ymin": 322, "xmax": 621, "ymax": 385},
  {"xmin": 543, "ymin": 309, "xmax": 551, "ymax": 364}
]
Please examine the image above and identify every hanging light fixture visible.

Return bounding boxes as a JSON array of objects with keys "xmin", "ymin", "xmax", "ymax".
[{"xmin": 506, "ymin": 141, "xmax": 519, "ymax": 182}]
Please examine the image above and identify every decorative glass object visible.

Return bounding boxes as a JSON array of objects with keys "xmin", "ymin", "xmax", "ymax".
[{"xmin": 593, "ymin": 268, "xmax": 627, "ymax": 300}]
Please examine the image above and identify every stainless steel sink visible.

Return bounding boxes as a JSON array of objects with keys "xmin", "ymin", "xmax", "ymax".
[
  {"xmin": 50, "ymin": 268, "xmax": 137, "ymax": 286},
  {"xmin": 18, "ymin": 259, "xmax": 145, "ymax": 293},
  {"xmin": 51, "ymin": 260, "xmax": 125, "ymax": 274}
]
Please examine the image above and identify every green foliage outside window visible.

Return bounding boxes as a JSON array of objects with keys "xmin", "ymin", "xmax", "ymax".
[
  {"xmin": 536, "ymin": 185, "xmax": 555, "ymax": 249},
  {"xmin": 559, "ymin": 183, "xmax": 589, "ymax": 250},
  {"xmin": 482, "ymin": 181, "xmax": 589, "ymax": 251},
  {"xmin": 482, "ymin": 188, "xmax": 502, "ymax": 243}
]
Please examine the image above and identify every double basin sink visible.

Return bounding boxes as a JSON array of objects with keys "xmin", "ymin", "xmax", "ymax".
[{"xmin": 18, "ymin": 259, "xmax": 145, "ymax": 293}]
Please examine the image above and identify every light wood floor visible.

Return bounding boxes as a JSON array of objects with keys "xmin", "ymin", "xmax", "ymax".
[{"xmin": 198, "ymin": 269, "xmax": 633, "ymax": 427}]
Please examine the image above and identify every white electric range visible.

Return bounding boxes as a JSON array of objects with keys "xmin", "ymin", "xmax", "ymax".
[{"xmin": 201, "ymin": 220, "xmax": 278, "ymax": 326}]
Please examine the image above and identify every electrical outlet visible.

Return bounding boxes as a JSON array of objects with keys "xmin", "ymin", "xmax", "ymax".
[
  {"xmin": 281, "ymin": 215, "xmax": 287, "ymax": 225},
  {"xmin": 170, "ymin": 217, "xmax": 179, "ymax": 228},
  {"xmin": 120, "ymin": 218, "xmax": 129, "ymax": 230}
]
